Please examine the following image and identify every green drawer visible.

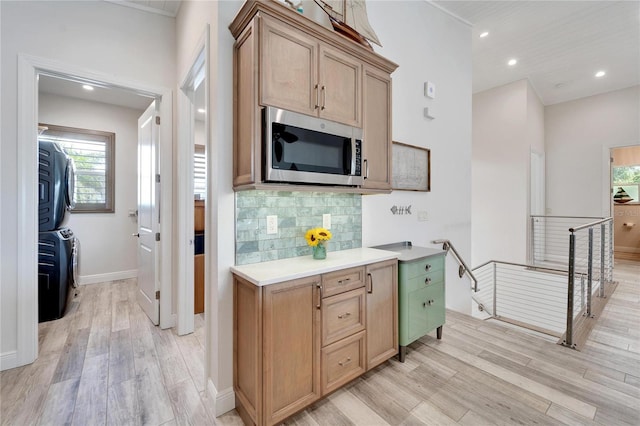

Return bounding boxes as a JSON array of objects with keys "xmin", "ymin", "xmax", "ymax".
[
  {"xmin": 398, "ymin": 254, "xmax": 445, "ymax": 281},
  {"xmin": 403, "ymin": 270, "xmax": 444, "ymax": 293}
]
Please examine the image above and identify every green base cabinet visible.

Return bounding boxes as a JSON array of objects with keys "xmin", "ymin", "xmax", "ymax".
[{"xmin": 398, "ymin": 252, "xmax": 446, "ymax": 362}]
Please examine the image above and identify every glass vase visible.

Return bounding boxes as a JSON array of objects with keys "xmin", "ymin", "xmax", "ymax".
[{"xmin": 312, "ymin": 243, "xmax": 327, "ymax": 260}]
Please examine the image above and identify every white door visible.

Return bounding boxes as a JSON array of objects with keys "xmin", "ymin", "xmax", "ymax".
[{"xmin": 137, "ymin": 101, "xmax": 160, "ymax": 324}]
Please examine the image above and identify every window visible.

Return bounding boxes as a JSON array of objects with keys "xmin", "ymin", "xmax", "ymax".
[
  {"xmin": 194, "ymin": 145, "xmax": 206, "ymax": 200},
  {"xmin": 613, "ymin": 165, "xmax": 640, "ymax": 203},
  {"xmin": 39, "ymin": 123, "xmax": 115, "ymax": 213}
]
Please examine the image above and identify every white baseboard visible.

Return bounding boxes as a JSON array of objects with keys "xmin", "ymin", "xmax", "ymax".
[
  {"xmin": 207, "ymin": 378, "xmax": 236, "ymax": 417},
  {"xmin": 78, "ymin": 269, "xmax": 137, "ymax": 285},
  {"xmin": 1, "ymin": 350, "xmax": 18, "ymax": 371}
]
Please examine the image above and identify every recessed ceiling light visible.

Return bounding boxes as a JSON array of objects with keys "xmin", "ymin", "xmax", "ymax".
[
  {"xmin": 479, "ymin": 31, "xmax": 489, "ymax": 38},
  {"xmin": 82, "ymin": 84, "xmax": 94, "ymax": 91},
  {"xmin": 507, "ymin": 58, "xmax": 518, "ymax": 66},
  {"xmin": 197, "ymin": 108, "xmax": 206, "ymax": 114},
  {"xmin": 595, "ymin": 70, "xmax": 606, "ymax": 78}
]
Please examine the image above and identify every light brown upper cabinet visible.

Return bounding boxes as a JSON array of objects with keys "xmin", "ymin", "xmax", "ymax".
[
  {"xmin": 260, "ymin": 15, "xmax": 361, "ymax": 127},
  {"xmin": 229, "ymin": 0, "xmax": 398, "ymax": 192},
  {"xmin": 362, "ymin": 66, "xmax": 393, "ymax": 190}
]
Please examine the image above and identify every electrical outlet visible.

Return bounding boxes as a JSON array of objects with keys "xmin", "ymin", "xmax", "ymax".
[
  {"xmin": 418, "ymin": 210, "xmax": 428, "ymax": 222},
  {"xmin": 266, "ymin": 215, "xmax": 278, "ymax": 234},
  {"xmin": 323, "ymin": 213, "xmax": 331, "ymax": 229}
]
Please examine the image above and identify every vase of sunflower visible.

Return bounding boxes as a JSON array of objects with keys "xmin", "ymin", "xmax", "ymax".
[{"xmin": 305, "ymin": 227, "xmax": 332, "ymax": 260}]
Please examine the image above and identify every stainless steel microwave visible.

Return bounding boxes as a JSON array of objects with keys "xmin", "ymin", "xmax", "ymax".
[{"xmin": 263, "ymin": 106, "xmax": 363, "ymax": 186}]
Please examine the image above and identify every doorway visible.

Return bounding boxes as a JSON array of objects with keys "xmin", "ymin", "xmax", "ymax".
[
  {"xmin": 610, "ymin": 145, "xmax": 640, "ymax": 262},
  {"xmin": 177, "ymin": 26, "xmax": 210, "ymax": 336},
  {"xmin": 15, "ymin": 55, "xmax": 174, "ymax": 367}
]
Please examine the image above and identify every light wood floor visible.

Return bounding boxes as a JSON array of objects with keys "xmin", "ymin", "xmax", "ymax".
[{"xmin": 1, "ymin": 261, "xmax": 638, "ymax": 425}]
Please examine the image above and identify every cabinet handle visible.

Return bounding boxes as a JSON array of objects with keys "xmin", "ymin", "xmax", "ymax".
[
  {"xmin": 321, "ymin": 85, "xmax": 326, "ymax": 110},
  {"xmin": 316, "ymin": 282, "xmax": 322, "ymax": 309},
  {"xmin": 367, "ymin": 273, "xmax": 373, "ymax": 294},
  {"xmin": 425, "ymin": 264, "xmax": 432, "ymax": 271},
  {"xmin": 337, "ymin": 312, "xmax": 351, "ymax": 319},
  {"xmin": 314, "ymin": 84, "xmax": 319, "ymax": 109},
  {"xmin": 337, "ymin": 278, "xmax": 351, "ymax": 285},
  {"xmin": 338, "ymin": 357, "xmax": 352, "ymax": 366},
  {"xmin": 423, "ymin": 300, "xmax": 433, "ymax": 307},
  {"xmin": 425, "ymin": 277, "xmax": 432, "ymax": 285},
  {"xmin": 363, "ymin": 159, "xmax": 369, "ymax": 180}
]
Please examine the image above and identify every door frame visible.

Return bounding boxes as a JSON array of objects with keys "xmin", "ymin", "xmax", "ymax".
[
  {"xmin": 177, "ymin": 25, "xmax": 210, "ymax": 336},
  {"xmin": 16, "ymin": 54, "xmax": 174, "ymax": 366}
]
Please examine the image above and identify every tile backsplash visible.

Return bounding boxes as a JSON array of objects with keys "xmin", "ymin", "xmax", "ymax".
[{"xmin": 235, "ymin": 190, "xmax": 362, "ymax": 265}]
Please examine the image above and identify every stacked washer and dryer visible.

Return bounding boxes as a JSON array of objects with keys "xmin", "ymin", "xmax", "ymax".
[{"xmin": 38, "ymin": 140, "xmax": 79, "ymax": 322}]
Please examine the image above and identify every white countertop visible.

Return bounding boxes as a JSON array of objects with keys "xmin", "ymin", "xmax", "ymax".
[{"xmin": 231, "ymin": 247, "xmax": 399, "ymax": 286}]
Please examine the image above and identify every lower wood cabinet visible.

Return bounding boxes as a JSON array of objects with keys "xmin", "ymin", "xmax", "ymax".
[{"xmin": 233, "ymin": 259, "xmax": 398, "ymax": 426}]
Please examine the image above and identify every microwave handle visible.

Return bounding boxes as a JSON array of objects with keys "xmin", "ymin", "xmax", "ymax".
[{"xmin": 363, "ymin": 158, "xmax": 369, "ymax": 179}]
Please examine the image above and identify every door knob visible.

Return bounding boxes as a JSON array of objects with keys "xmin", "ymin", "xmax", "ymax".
[{"xmin": 132, "ymin": 233, "xmax": 140, "ymax": 237}]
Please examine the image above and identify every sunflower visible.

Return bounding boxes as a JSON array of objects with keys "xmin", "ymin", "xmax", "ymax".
[{"xmin": 305, "ymin": 227, "xmax": 332, "ymax": 246}]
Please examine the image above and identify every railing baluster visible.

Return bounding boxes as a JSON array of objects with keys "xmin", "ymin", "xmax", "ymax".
[
  {"xmin": 565, "ymin": 232, "xmax": 575, "ymax": 348},
  {"xmin": 600, "ymin": 223, "xmax": 605, "ymax": 298},
  {"xmin": 587, "ymin": 228, "xmax": 593, "ymax": 317}
]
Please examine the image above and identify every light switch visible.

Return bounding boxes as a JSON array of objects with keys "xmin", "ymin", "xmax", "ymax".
[
  {"xmin": 266, "ymin": 215, "xmax": 278, "ymax": 234},
  {"xmin": 323, "ymin": 213, "xmax": 331, "ymax": 229}
]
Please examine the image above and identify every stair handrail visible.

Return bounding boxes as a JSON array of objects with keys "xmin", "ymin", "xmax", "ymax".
[{"xmin": 432, "ymin": 239, "xmax": 478, "ymax": 292}]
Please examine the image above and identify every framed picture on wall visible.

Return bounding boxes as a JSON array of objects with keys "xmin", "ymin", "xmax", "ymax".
[{"xmin": 391, "ymin": 142, "xmax": 431, "ymax": 192}]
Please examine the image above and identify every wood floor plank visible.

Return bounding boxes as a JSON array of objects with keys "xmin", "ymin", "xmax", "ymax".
[
  {"xmin": 348, "ymin": 376, "xmax": 412, "ymax": 424},
  {"xmin": 167, "ymin": 377, "xmax": 214, "ymax": 426},
  {"xmin": 71, "ymin": 353, "xmax": 109, "ymax": 426},
  {"xmin": 37, "ymin": 377, "xmax": 80, "ymax": 426},
  {"xmin": 406, "ymin": 400, "xmax": 459, "ymax": 426},
  {"xmin": 106, "ymin": 377, "xmax": 140, "ymax": 426},
  {"xmin": 51, "ymin": 327, "xmax": 90, "ymax": 384},
  {"xmin": 108, "ymin": 328, "xmax": 135, "ymax": 386},
  {"xmin": 327, "ymin": 388, "xmax": 390, "ymax": 426}
]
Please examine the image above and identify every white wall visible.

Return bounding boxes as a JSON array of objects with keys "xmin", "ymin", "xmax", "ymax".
[
  {"xmin": 362, "ymin": 1, "xmax": 473, "ymax": 314},
  {"xmin": 471, "ymin": 80, "xmax": 544, "ymax": 266},
  {"xmin": 545, "ymin": 85, "xmax": 640, "ymax": 218},
  {"xmin": 39, "ymin": 92, "xmax": 144, "ymax": 283},
  {"xmin": 176, "ymin": 0, "xmax": 239, "ymax": 415},
  {"xmin": 1, "ymin": 0, "xmax": 175, "ymax": 367}
]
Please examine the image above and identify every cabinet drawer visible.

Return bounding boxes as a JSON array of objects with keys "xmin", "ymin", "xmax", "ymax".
[
  {"xmin": 399, "ymin": 254, "xmax": 445, "ymax": 280},
  {"xmin": 322, "ymin": 266, "xmax": 365, "ymax": 298},
  {"xmin": 321, "ymin": 330, "xmax": 366, "ymax": 395},
  {"xmin": 322, "ymin": 288, "xmax": 365, "ymax": 346},
  {"xmin": 404, "ymin": 270, "xmax": 444, "ymax": 293}
]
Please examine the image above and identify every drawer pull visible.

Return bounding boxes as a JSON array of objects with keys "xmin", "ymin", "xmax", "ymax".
[
  {"xmin": 337, "ymin": 312, "xmax": 351, "ymax": 319},
  {"xmin": 337, "ymin": 278, "xmax": 351, "ymax": 285},
  {"xmin": 424, "ymin": 277, "xmax": 432, "ymax": 285},
  {"xmin": 316, "ymin": 283, "xmax": 322, "ymax": 309},
  {"xmin": 425, "ymin": 264, "xmax": 432, "ymax": 271},
  {"xmin": 423, "ymin": 300, "xmax": 434, "ymax": 308},
  {"xmin": 338, "ymin": 357, "xmax": 352, "ymax": 366}
]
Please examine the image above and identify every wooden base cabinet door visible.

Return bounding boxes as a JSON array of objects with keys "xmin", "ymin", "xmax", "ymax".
[
  {"xmin": 365, "ymin": 259, "xmax": 398, "ymax": 369},
  {"xmin": 263, "ymin": 276, "xmax": 321, "ymax": 425}
]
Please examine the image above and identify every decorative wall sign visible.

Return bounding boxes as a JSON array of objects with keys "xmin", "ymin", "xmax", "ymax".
[
  {"xmin": 392, "ymin": 142, "xmax": 431, "ymax": 192},
  {"xmin": 390, "ymin": 205, "xmax": 412, "ymax": 215}
]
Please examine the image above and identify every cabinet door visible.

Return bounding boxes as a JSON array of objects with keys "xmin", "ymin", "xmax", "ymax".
[
  {"xmin": 318, "ymin": 45, "xmax": 361, "ymax": 127},
  {"xmin": 362, "ymin": 66, "xmax": 392, "ymax": 190},
  {"xmin": 424, "ymin": 282, "xmax": 445, "ymax": 332},
  {"xmin": 260, "ymin": 15, "xmax": 318, "ymax": 117},
  {"xmin": 365, "ymin": 259, "xmax": 398, "ymax": 369},
  {"xmin": 263, "ymin": 275, "xmax": 321, "ymax": 425}
]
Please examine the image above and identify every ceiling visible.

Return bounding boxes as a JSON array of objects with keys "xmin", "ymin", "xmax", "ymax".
[
  {"xmin": 42, "ymin": 1, "xmax": 639, "ymax": 108},
  {"xmin": 433, "ymin": 1, "xmax": 640, "ymax": 105},
  {"xmin": 38, "ymin": 74, "xmax": 155, "ymax": 111}
]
